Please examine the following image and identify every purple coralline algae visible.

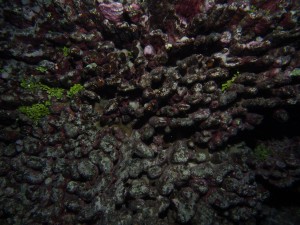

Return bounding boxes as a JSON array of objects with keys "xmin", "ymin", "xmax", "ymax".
[
  {"xmin": 0, "ymin": 0, "xmax": 300, "ymax": 224},
  {"xmin": 98, "ymin": 2, "xmax": 124, "ymax": 24}
]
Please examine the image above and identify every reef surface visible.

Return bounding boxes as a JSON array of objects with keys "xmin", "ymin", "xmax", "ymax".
[{"xmin": 0, "ymin": 0, "xmax": 300, "ymax": 224}]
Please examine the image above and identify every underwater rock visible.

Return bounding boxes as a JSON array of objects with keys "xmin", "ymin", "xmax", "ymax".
[
  {"xmin": 1, "ymin": 0, "xmax": 300, "ymax": 224},
  {"xmin": 97, "ymin": 2, "xmax": 124, "ymax": 24}
]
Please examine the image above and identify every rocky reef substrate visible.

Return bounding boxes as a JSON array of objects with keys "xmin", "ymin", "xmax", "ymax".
[{"xmin": 1, "ymin": 0, "xmax": 300, "ymax": 224}]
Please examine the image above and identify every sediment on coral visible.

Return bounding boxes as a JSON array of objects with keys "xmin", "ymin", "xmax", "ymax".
[{"xmin": 0, "ymin": 0, "xmax": 300, "ymax": 224}]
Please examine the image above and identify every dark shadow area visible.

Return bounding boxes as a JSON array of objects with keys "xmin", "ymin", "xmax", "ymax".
[{"xmin": 228, "ymin": 105, "xmax": 300, "ymax": 148}]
